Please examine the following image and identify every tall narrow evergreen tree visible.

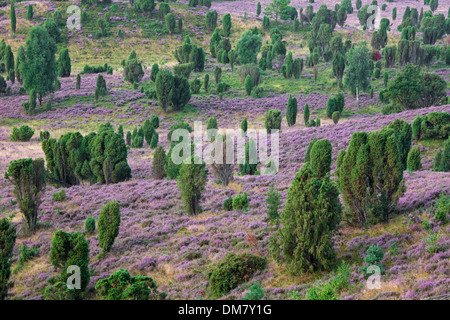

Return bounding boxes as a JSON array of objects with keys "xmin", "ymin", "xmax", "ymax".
[
  {"xmin": 10, "ymin": 2, "xmax": 16, "ymax": 34},
  {"xmin": 58, "ymin": 49, "xmax": 71, "ymax": 77},
  {"xmin": 286, "ymin": 95, "xmax": 297, "ymax": 126},
  {"xmin": 152, "ymin": 146, "xmax": 166, "ymax": 179},
  {"xmin": 27, "ymin": 4, "xmax": 34, "ymax": 20},
  {"xmin": 310, "ymin": 139, "xmax": 332, "ymax": 179},
  {"xmin": 98, "ymin": 201, "xmax": 121, "ymax": 253},
  {"xmin": 303, "ymin": 103, "xmax": 310, "ymax": 126}
]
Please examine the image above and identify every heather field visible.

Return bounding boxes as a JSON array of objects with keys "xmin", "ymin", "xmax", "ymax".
[{"xmin": 0, "ymin": 0, "xmax": 449, "ymax": 302}]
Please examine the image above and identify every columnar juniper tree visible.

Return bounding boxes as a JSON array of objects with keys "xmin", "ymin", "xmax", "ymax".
[
  {"xmin": 152, "ymin": 146, "xmax": 166, "ymax": 179},
  {"xmin": 5, "ymin": 158, "xmax": 46, "ymax": 233},
  {"xmin": 336, "ymin": 130, "xmax": 405, "ymax": 225},
  {"xmin": 10, "ymin": 2, "xmax": 16, "ymax": 35},
  {"xmin": 310, "ymin": 139, "xmax": 332, "ymax": 179},
  {"xmin": 98, "ymin": 201, "xmax": 121, "ymax": 253},
  {"xmin": 270, "ymin": 164, "xmax": 341, "ymax": 274},
  {"xmin": 156, "ymin": 69, "xmax": 174, "ymax": 112},
  {"xmin": 286, "ymin": 95, "xmax": 297, "ymax": 126},
  {"xmin": 58, "ymin": 49, "xmax": 71, "ymax": 77},
  {"xmin": 223, "ymin": 13, "xmax": 232, "ymax": 36},
  {"xmin": 0, "ymin": 218, "xmax": 16, "ymax": 300},
  {"xmin": 177, "ymin": 155, "xmax": 208, "ymax": 215},
  {"xmin": 382, "ymin": 119, "xmax": 412, "ymax": 170},
  {"xmin": 27, "ymin": 4, "xmax": 34, "ymax": 20},
  {"xmin": 303, "ymin": 103, "xmax": 310, "ymax": 125},
  {"xmin": 407, "ymin": 147, "xmax": 422, "ymax": 171}
]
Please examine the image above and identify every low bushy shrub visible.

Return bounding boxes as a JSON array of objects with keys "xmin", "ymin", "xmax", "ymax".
[{"xmin": 207, "ymin": 253, "xmax": 266, "ymax": 299}]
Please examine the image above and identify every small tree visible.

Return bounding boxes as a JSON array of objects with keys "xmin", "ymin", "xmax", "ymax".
[
  {"xmin": 264, "ymin": 109, "xmax": 282, "ymax": 133},
  {"xmin": 5, "ymin": 159, "xmax": 46, "ymax": 233},
  {"xmin": 150, "ymin": 63, "xmax": 159, "ymax": 82},
  {"xmin": 344, "ymin": 43, "xmax": 372, "ymax": 106},
  {"xmin": 156, "ymin": 69, "xmax": 174, "ymax": 112},
  {"xmin": 303, "ymin": 103, "xmax": 310, "ymax": 125},
  {"xmin": 336, "ymin": 130, "xmax": 405, "ymax": 225},
  {"xmin": 214, "ymin": 66, "xmax": 222, "ymax": 84},
  {"xmin": 310, "ymin": 139, "xmax": 332, "ymax": 179},
  {"xmin": 58, "ymin": 49, "xmax": 71, "ymax": 77},
  {"xmin": 257, "ymin": 2, "xmax": 262, "ymax": 17},
  {"xmin": 244, "ymin": 74, "xmax": 253, "ymax": 96},
  {"xmin": 27, "ymin": 4, "xmax": 34, "ymax": 20},
  {"xmin": 124, "ymin": 53, "xmax": 144, "ymax": 84},
  {"xmin": 236, "ymin": 30, "xmax": 262, "ymax": 64},
  {"xmin": 271, "ymin": 164, "xmax": 341, "ymax": 274},
  {"xmin": 20, "ymin": 26, "xmax": 57, "ymax": 105},
  {"xmin": 165, "ymin": 13, "xmax": 176, "ymax": 34},
  {"xmin": 177, "ymin": 155, "xmax": 208, "ymax": 215},
  {"xmin": 406, "ymin": 146, "xmax": 422, "ymax": 171},
  {"xmin": 332, "ymin": 111, "xmax": 340, "ymax": 124},
  {"xmin": 95, "ymin": 74, "xmax": 108, "ymax": 100},
  {"xmin": 152, "ymin": 146, "xmax": 166, "ymax": 179},
  {"xmin": 48, "ymin": 231, "xmax": 89, "ymax": 299},
  {"xmin": 266, "ymin": 185, "xmax": 282, "ymax": 221},
  {"xmin": 286, "ymin": 95, "xmax": 297, "ymax": 126},
  {"xmin": 10, "ymin": 2, "xmax": 16, "ymax": 34},
  {"xmin": 241, "ymin": 117, "xmax": 248, "ymax": 136},
  {"xmin": 223, "ymin": 13, "xmax": 232, "ymax": 36},
  {"xmin": 98, "ymin": 201, "xmax": 121, "ymax": 253},
  {"xmin": 0, "ymin": 218, "xmax": 16, "ymax": 300}
]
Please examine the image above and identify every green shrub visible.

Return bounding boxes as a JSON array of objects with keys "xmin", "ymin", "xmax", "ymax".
[
  {"xmin": 10, "ymin": 125, "xmax": 34, "ymax": 142},
  {"xmin": 173, "ymin": 63, "xmax": 193, "ymax": 79},
  {"xmin": 207, "ymin": 253, "xmax": 266, "ymax": 299},
  {"xmin": 47, "ymin": 231, "xmax": 89, "ymax": 298},
  {"xmin": 232, "ymin": 191, "xmax": 249, "ymax": 211},
  {"xmin": 433, "ymin": 138, "xmax": 450, "ymax": 172},
  {"xmin": 360, "ymin": 245, "xmax": 384, "ymax": 275},
  {"xmin": 306, "ymin": 282, "xmax": 338, "ymax": 300},
  {"xmin": 406, "ymin": 146, "xmax": 422, "ymax": 171},
  {"xmin": 98, "ymin": 201, "xmax": 121, "ymax": 253},
  {"xmin": 243, "ymin": 281, "xmax": 264, "ymax": 300},
  {"xmin": 177, "ymin": 155, "xmax": 207, "ymax": 215},
  {"xmin": 332, "ymin": 111, "xmax": 340, "ymax": 124},
  {"xmin": 223, "ymin": 197, "xmax": 233, "ymax": 211},
  {"xmin": 216, "ymin": 82, "xmax": 230, "ymax": 93},
  {"xmin": 14, "ymin": 243, "xmax": 38, "ymax": 273},
  {"xmin": 52, "ymin": 189, "xmax": 66, "ymax": 202},
  {"xmin": 84, "ymin": 217, "xmax": 96, "ymax": 235},
  {"xmin": 266, "ymin": 185, "xmax": 281, "ymax": 221},
  {"xmin": 95, "ymin": 269, "xmax": 163, "ymax": 300},
  {"xmin": 310, "ymin": 139, "xmax": 332, "ymax": 179},
  {"xmin": 434, "ymin": 192, "xmax": 449, "ymax": 224},
  {"xmin": 190, "ymin": 78, "xmax": 201, "ymax": 94},
  {"xmin": 264, "ymin": 109, "xmax": 282, "ymax": 134}
]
